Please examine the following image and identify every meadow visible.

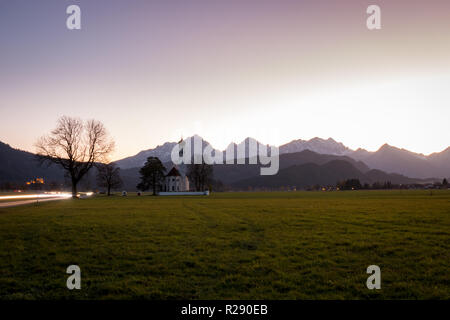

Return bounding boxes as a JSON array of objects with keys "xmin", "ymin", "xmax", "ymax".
[{"xmin": 0, "ymin": 190, "xmax": 448, "ymax": 300}]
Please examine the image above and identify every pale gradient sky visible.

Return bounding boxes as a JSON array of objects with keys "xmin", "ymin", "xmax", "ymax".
[{"xmin": 0, "ymin": 0, "xmax": 449, "ymax": 160}]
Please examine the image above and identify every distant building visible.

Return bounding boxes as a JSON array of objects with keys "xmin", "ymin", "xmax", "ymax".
[
  {"xmin": 162, "ymin": 167, "xmax": 189, "ymax": 192},
  {"xmin": 26, "ymin": 178, "xmax": 44, "ymax": 185}
]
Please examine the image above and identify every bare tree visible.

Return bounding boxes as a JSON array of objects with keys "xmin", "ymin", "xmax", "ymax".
[
  {"xmin": 96, "ymin": 162, "xmax": 123, "ymax": 196},
  {"xmin": 35, "ymin": 116, "xmax": 114, "ymax": 198}
]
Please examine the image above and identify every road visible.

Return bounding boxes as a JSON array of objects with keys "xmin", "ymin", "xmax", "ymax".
[
  {"xmin": 0, "ymin": 197, "xmax": 69, "ymax": 208},
  {"xmin": 0, "ymin": 193, "xmax": 72, "ymax": 209}
]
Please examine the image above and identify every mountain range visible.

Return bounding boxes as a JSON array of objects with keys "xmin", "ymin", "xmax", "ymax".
[
  {"xmin": 115, "ymin": 136, "xmax": 450, "ymax": 179},
  {"xmin": 0, "ymin": 136, "xmax": 448, "ymax": 191},
  {"xmin": 116, "ymin": 149, "xmax": 421, "ymax": 191}
]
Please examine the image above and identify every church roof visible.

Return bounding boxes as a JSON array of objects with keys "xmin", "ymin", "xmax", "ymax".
[{"xmin": 166, "ymin": 167, "xmax": 181, "ymax": 177}]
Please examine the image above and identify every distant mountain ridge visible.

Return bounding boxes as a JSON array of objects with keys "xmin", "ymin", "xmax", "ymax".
[
  {"xmin": 349, "ymin": 144, "xmax": 449, "ymax": 179},
  {"xmin": 1, "ymin": 136, "xmax": 448, "ymax": 191},
  {"xmin": 114, "ymin": 142, "xmax": 177, "ymax": 169},
  {"xmin": 115, "ymin": 136, "xmax": 450, "ymax": 179},
  {"xmin": 0, "ymin": 141, "xmax": 65, "ymax": 184},
  {"xmin": 118, "ymin": 150, "xmax": 422, "ymax": 191},
  {"xmin": 232, "ymin": 159, "xmax": 421, "ymax": 190},
  {"xmin": 213, "ymin": 150, "xmax": 370, "ymax": 186},
  {"xmin": 279, "ymin": 137, "xmax": 352, "ymax": 156}
]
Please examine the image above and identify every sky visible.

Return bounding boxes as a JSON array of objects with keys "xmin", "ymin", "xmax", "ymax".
[{"xmin": 0, "ymin": 0, "xmax": 449, "ymax": 160}]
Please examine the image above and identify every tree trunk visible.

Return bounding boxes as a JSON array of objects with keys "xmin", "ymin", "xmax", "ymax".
[
  {"xmin": 107, "ymin": 185, "xmax": 111, "ymax": 196},
  {"xmin": 71, "ymin": 181, "xmax": 78, "ymax": 199},
  {"xmin": 152, "ymin": 176, "xmax": 156, "ymax": 196}
]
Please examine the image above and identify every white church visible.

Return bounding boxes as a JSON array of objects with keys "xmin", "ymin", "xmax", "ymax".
[
  {"xmin": 161, "ymin": 167, "xmax": 190, "ymax": 192},
  {"xmin": 158, "ymin": 138, "xmax": 209, "ymax": 196}
]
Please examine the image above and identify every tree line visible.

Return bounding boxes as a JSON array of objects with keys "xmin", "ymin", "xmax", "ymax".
[{"xmin": 335, "ymin": 178, "xmax": 449, "ymax": 190}]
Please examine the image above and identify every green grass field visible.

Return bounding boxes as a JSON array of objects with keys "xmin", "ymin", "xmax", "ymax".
[{"xmin": 0, "ymin": 191, "xmax": 449, "ymax": 300}]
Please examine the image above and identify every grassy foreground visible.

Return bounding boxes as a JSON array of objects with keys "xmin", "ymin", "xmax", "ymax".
[{"xmin": 0, "ymin": 190, "xmax": 449, "ymax": 300}]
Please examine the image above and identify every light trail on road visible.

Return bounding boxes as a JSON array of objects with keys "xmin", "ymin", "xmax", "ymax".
[{"xmin": 0, "ymin": 193, "xmax": 72, "ymax": 201}]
